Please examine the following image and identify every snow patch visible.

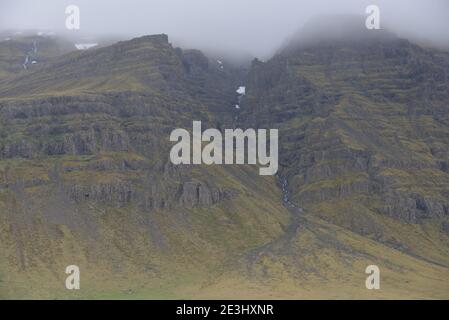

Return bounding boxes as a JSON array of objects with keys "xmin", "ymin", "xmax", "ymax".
[
  {"xmin": 37, "ymin": 31, "xmax": 55, "ymax": 37},
  {"xmin": 236, "ymin": 86, "xmax": 246, "ymax": 95},
  {"xmin": 75, "ymin": 43, "xmax": 98, "ymax": 50}
]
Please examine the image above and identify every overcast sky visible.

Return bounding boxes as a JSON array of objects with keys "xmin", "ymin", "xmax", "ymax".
[{"xmin": 1, "ymin": 0, "xmax": 448, "ymax": 58}]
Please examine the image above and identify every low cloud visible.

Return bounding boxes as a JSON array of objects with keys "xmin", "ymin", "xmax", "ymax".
[{"xmin": 1, "ymin": 0, "xmax": 448, "ymax": 58}]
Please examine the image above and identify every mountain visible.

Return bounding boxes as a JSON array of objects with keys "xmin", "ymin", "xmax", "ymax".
[
  {"xmin": 235, "ymin": 16, "xmax": 449, "ymax": 296},
  {"xmin": 1, "ymin": 19, "xmax": 449, "ymax": 299},
  {"xmin": 0, "ymin": 33, "xmax": 288, "ymax": 299},
  {"xmin": 0, "ymin": 32, "xmax": 77, "ymax": 79}
]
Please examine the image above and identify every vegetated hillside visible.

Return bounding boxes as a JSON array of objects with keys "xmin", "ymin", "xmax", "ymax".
[
  {"xmin": 0, "ymin": 23, "xmax": 448, "ymax": 299},
  {"xmin": 236, "ymin": 17, "xmax": 449, "ymax": 296},
  {"xmin": 0, "ymin": 32, "xmax": 76, "ymax": 79},
  {"xmin": 0, "ymin": 33, "xmax": 289, "ymax": 299}
]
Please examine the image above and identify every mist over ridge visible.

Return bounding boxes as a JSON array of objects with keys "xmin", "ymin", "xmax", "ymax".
[{"xmin": 1, "ymin": 0, "xmax": 448, "ymax": 61}]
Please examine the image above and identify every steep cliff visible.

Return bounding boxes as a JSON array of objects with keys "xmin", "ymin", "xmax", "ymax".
[
  {"xmin": 0, "ymin": 23, "xmax": 448, "ymax": 299},
  {"xmin": 237, "ymin": 18, "xmax": 449, "ymax": 275}
]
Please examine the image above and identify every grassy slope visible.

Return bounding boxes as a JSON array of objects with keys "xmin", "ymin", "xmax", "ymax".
[{"xmin": 1, "ymin": 155, "xmax": 448, "ymax": 299}]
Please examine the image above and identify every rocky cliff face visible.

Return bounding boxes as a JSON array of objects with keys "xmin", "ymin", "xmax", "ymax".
[
  {"xmin": 239, "ymin": 31, "xmax": 449, "ymax": 227},
  {"xmin": 0, "ymin": 35, "xmax": 243, "ymax": 213},
  {"xmin": 0, "ymin": 27, "xmax": 449, "ymax": 299}
]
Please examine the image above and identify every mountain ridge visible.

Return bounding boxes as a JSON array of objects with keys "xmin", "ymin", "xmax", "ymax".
[{"xmin": 0, "ymin": 27, "xmax": 449, "ymax": 299}]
